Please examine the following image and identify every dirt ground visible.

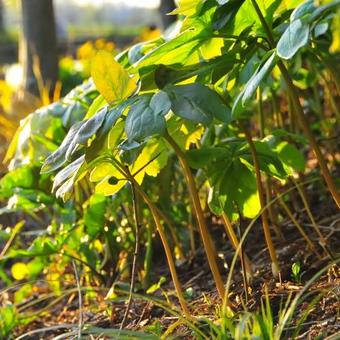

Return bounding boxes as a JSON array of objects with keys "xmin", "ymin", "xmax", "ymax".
[{"xmin": 12, "ymin": 194, "xmax": 339, "ymax": 339}]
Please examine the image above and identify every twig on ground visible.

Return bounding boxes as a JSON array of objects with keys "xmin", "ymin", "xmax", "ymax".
[{"xmin": 72, "ymin": 260, "xmax": 83, "ymax": 339}]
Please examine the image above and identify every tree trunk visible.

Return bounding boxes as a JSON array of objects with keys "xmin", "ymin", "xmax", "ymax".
[
  {"xmin": 20, "ymin": 0, "xmax": 58, "ymax": 98},
  {"xmin": 159, "ymin": 0, "xmax": 177, "ymax": 30},
  {"xmin": 0, "ymin": 0, "xmax": 4, "ymax": 33}
]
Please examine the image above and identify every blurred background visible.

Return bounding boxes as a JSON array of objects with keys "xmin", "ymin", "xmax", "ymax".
[{"xmin": 0, "ymin": 0, "xmax": 176, "ymax": 168}]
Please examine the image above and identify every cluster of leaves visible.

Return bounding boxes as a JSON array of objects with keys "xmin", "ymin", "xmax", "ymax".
[
  {"xmin": 36, "ymin": 0, "xmax": 339, "ymax": 218},
  {"xmin": 1, "ymin": 0, "xmax": 339, "ymax": 336}
]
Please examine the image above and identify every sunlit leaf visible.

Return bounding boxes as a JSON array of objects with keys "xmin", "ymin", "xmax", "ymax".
[
  {"xmin": 95, "ymin": 176, "xmax": 127, "ymax": 196},
  {"xmin": 90, "ymin": 162, "xmax": 122, "ymax": 182},
  {"xmin": 131, "ymin": 139, "xmax": 168, "ymax": 178},
  {"xmin": 91, "ymin": 50, "xmax": 137, "ymax": 104},
  {"xmin": 170, "ymin": 0, "xmax": 205, "ymax": 17}
]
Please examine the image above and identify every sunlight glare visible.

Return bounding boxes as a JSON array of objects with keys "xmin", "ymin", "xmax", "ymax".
[{"xmin": 72, "ymin": 0, "xmax": 160, "ymax": 8}]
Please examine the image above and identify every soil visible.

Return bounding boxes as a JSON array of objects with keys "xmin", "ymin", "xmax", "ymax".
[{"xmin": 11, "ymin": 192, "xmax": 340, "ymax": 340}]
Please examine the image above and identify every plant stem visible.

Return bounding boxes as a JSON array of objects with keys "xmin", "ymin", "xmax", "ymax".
[
  {"xmin": 265, "ymin": 179, "xmax": 284, "ymax": 241},
  {"xmin": 257, "ymin": 87, "xmax": 265, "ymax": 138},
  {"xmin": 279, "ymin": 63, "xmax": 340, "ymax": 208},
  {"xmin": 155, "ymin": 207, "xmax": 185, "ymax": 261},
  {"xmin": 273, "ymin": 184, "xmax": 322, "ymax": 259},
  {"xmin": 131, "ymin": 181, "xmax": 190, "ymax": 317},
  {"xmin": 250, "ymin": 0, "xmax": 340, "ymax": 208},
  {"xmin": 292, "ymin": 178, "xmax": 334, "ymax": 259},
  {"xmin": 322, "ymin": 73, "xmax": 340, "ymax": 123},
  {"xmin": 109, "ymin": 158, "xmax": 190, "ymax": 316},
  {"xmin": 0, "ymin": 221, "xmax": 25, "ymax": 258},
  {"xmin": 250, "ymin": 0, "xmax": 275, "ymax": 46},
  {"xmin": 257, "ymin": 88, "xmax": 284, "ymax": 240},
  {"xmin": 236, "ymin": 221, "xmax": 249, "ymax": 303},
  {"xmin": 287, "ymin": 96, "xmax": 297, "ymax": 133},
  {"xmin": 143, "ymin": 224, "xmax": 153, "ymax": 289},
  {"xmin": 164, "ymin": 131, "xmax": 226, "ymax": 299},
  {"xmin": 318, "ymin": 53, "xmax": 340, "ymax": 94},
  {"xmin": 121, "ymin": 182, "xmax": 141, "ymax": 329},
  {"xmin": 188, "ymin": 208, "xmax": 196, "ymax": 257},
  {"xmin": 271, "ymin": 90, "xmax": 284, "ymax": 128},
  {"xmin": 242, "ymin": 125, "xmax": 280, "ymax": 277},
  {"xmin": 72, "ymin": 260, "xmax": 83, "ymax": 339},
  {"xmin": 221, "ymin": 212, "xmax": 253, "ymax": 279}
]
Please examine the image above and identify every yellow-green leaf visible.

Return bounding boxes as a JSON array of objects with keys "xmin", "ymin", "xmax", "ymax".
[
  {"xmin": 91, "ymin": 50, "xmax": 137, "ymax": 104},
  {"xmin": 90, "ymin": 162, "xmax": 121, "ymax": 182},
  {"xmin": 91, "ymin": 162, "xmax": 127, "ymax": 196},
  {"xmin": 95, "ymin": 176, "xmax": 127, "ymax": 196},
  {"xmin": 131, "ymin": 139, "xmax": 168, "ymax": 178},
  {"xmin": 170, "ymin": 0, "xmax": 203, "ymax": 17},
  {"xmin": 84, "ymin": 94, "xmax": 107, "ymax": 119}
]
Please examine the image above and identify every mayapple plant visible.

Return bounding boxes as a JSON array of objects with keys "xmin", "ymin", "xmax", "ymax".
[{"xmin": 4, "ymin": 0, "xmax": 339, "ymax": 316}]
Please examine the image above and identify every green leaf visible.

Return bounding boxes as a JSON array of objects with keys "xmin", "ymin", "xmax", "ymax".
[
  {"xmin": 96, "ymin": 101, "xmax": 132, "ymax": 145},
  {"xmin": 0, "ymin": 166, "xmax": 36, "ymax": 192},
  {"xmin": 277, "ymin": 19, "xmax": 310, "ymax": 60},
  {"xmin": 242, "ymin": 52, "xmax": 277, "ymax": 105},
  {"xmin": 84, "ymin": 94, "xmax": 107, "ymax": 119},
  {"xmin": 150, "ymin": 91, "xmax": 172, "ymax": 115},
  {"xmin": 154, "ymin": 53, "xmax": 238, "ymax": 88},
  {"xmin": 291, "ymin": 0, "xmax": 315, "ymax": 21},
  {"xmin": 186, "ymin": 147, "xmax": 230, "ymax": 169},
  {"xmin": 167, "ymin": 117, "xmax": 205, "ymax": 150},
  {"xmin": 0, "ymin": 305, "xmax": 18, "ymax": 337},
  {"xmin": 84, "ymin": 106, "xmax": 126, "ymax": 163},
  {"xmin": 218, "ymin": 0, "xmax": 259, "ymax": 35},
  {"xmin": 119, "ymin": 140, "xmax": 146, "ymax": 165},
  {"xmin": 41, "ymin": 121, "xmax": 85, "ymax": 173},
  {"xmin": 213, "ymin": 0, "xmax": 246, "ymax": 31},
  {"xmin": 84, "ymin": 194, "xmax": 107, "ymax": 237},
  {"xmin": 42, "ymin": 106, "xmax": 110, "ymax": 174},
  {"xmin": 232, "ymin": 52, "xmax": 277, "ymax": 119},
  {"xmin": 274, "ymin": 141, "xmax": 305, "ymax": 173},
  {"xmin": 219, "ymin": 159, "xmax": 260, "ymax": 219},
  {"xmin": 125, "ymin": 92, "xmax": 171, "ymax": 142},
  {"xmin": 90, "ymin": 159, "xmax": 128, "ymax": 196},
  {"xmin": 65, "ymin": 106, "xmax": 108, "ymax": 160},
  {"xmin": 165, "ymin": 83, "xmax": 231, "ymax": 124},
  {"xmin": 239, "ymin": 141, "xmax": 288, "ymax": 179},
  {"xmin": 136, "ymin": 29, "xmax": 205, "ymax": 69},
  {"xmin": 52, "ymin": 155, "xmax": 86, "ymax": 201},
  {"xmin": 292, "ymin": 0, "xmax": 340, "ymax": 22},
  {"xmin": 146, "ymin": 276, "xmax": 166, "ymax": 294}
]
